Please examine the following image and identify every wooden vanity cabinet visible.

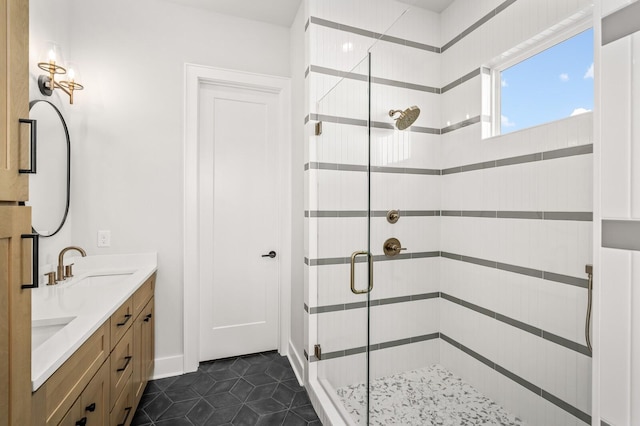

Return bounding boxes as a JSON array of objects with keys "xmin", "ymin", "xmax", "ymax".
[
  {"xmin": 1, "ymin": 0, "xmax": 33, "ymax": 425},
  {"xmin": 31, "ymin": 273, "xmax": 156, "ymax": 426}
]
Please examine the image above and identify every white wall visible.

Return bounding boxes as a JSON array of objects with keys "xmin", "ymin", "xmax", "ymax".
[
  {"xmin": 30, "ymin": 0, "xmax": 292, "ymax": 377},
  {"xmin": 29, "ymin": 0, "xmax": 74, "ymax": 279}
]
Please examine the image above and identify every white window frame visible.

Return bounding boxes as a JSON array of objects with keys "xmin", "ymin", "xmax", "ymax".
[{"xmin": 488, "ymin": 13, "xmax": 593, "ymax": 137}]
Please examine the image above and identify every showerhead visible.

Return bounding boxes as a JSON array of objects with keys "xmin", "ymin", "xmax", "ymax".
[{"xmin": 389, "ymin": 106, "xmax": 420, "ymax": 130}]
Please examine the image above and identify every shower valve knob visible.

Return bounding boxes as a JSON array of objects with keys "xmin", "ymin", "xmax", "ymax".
[{"xmin": 383, "ymin": 238, "xmax": 406, "ymax": 257}]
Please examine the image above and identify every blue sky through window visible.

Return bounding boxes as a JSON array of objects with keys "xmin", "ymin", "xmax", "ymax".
[{"xmin": 500, "ymin": 28, "xmax": 594, "ymax": 134}]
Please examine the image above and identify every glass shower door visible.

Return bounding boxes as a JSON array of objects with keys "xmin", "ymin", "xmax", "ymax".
[{"xmin": 312, "ymin": 53, "xmax": 373, "ymax": 425}]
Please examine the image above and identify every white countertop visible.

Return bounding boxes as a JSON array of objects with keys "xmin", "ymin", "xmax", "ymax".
[{"xmin": 31, "ymin": 252, "xmax": 158, "ymax": 391}]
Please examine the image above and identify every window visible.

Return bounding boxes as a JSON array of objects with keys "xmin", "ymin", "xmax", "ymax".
[{"xmin": 493, "ymin": 27, "xmax": 594, "ymax": 136}]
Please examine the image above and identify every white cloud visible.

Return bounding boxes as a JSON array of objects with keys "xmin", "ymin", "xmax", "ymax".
[
  {"xmin": 501, "ymin": 114, "xmax": 516, "ymax": 127},
  {"xmin": 584, "ymin": 63, "xmax": 594, "ymax": 79},
  {"xmin": 501, "ymin": 79, "xmax": 508, "ymax": 87},
  {"xmin": 559, "ymin": 73, "xmax": 569, "ymax": 82},
  {"xmin": 570, "ymin": 107, "xmax": 591, "ymax": 116}
]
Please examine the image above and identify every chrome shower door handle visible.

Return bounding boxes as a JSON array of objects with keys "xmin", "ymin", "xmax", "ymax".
[{"xmin": 350, "ymin": 251, "xmax": 373, "ymax": 295}]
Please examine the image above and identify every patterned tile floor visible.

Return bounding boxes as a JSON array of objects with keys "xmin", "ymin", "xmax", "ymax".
[{"xmin": 132, "ymin": 351, "xmax": 321, "ymax": 425}]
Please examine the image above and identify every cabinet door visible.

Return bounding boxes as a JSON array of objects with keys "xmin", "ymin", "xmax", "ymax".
[
  {"xmin": 80, "ymin": 362, "xmax": 109, "ymax": 426},
  {"xmin": 56, "ymin": 398, "xmax": 82, "ymax": 426},
  {"xmin": 133, "ymin": 298, "xmax": 154, "ymax": 406},
  {"xmin": 0, "ymin": 206, "xmax": 32, "ymax": 426},
  {"xmin": 0, "ymin": 0, "xmax": 29, "ymax": 202},
  {"xmin": 143, "ymin": 299, "xmax": 154, "ymax": 382}
]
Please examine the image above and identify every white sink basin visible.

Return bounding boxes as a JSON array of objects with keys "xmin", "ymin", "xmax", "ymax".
[
  {"xmin": 68, "ymin": 272, "xmax": 133, "ymax": 288},
  {"xmin": 32, "ymin": 316, "xmax": 76, "ymax": 350}
]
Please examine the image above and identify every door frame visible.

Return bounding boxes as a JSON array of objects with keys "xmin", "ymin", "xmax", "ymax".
[{"xmin": 183, "ymin": 63, "xmax": 292, "ymax": 373}]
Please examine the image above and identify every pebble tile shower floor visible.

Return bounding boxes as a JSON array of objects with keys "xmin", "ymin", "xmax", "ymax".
[
  {"xmin": 337, "ymin": 364, "xmax": 525, "ymax": 426},
  {"xmin": 132, "ymin": 351, "xmax": 321, "ymax": 425}
]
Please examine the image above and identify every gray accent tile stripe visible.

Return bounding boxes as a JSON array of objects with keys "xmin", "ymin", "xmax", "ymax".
[
  {"xmin": 602, "ymin": 219, "xmax": 640, "ymax": 251},
  {"xmin": 306, "ymin": 210, "xmax": 440, "ymax": 218},
  {"xmin": 309, "ymin": 65, "xmax": 367, "ymax": 82},
  {"xmin": 496, "ymin": 364, "xmax": 540, "ymax": 394},
  {"xmin": 543, "ymin": 144, "xmax": 593, "ymax": 160},
  {"xmin": 441, "ymin": 68, "xmax": 481, "ymax": 93},
  {"xmin": 370, "ymin": 165, "xmax": 440, "ymax": 175},
  {"xmin": 496, "ymin": 153, "xmax": 542, "ymax": 167},
  {"xmin": 442, "ymin": 144, "xmax": 593, "ymax": 175},
  {"xmin": 310, "ymin": 64, "xmax": 483, "ymax": 96},
  {"xmin": 601, "ymin": 420, "xmax": 613, "ymax": 426},
  {"xmin": 308, "ymin": 112, "xmax": 475, "ymax": 135},
  {"xmin": 441, "ymin": 116, "xmax": 481, "ymax": 134},
  {"xmin": 308, "ymin": 292, "xmax": 438, "ymax": 314},
  {"xmin": 310, "ymin": 113, "xmax": 367, "ymax": 127},
  {"xmin": 309, "ymin": 65, "xmax": 440, "ymax": 93},
  {"xmin": 497, "ymin": 211, "xmax": 543, "ymax": 219},
  {"xmin": 306, "ymin": 161, "xmax": 440, "ymax": 175},
  {"xmin": 304, "ymin": 67, "xmax": 310, "ymax": 78},
  {"xmin": 441, "ymin": 0, "xmax": 517, "ymax": 52},
  {"xmin": 306, "ymin": 251, "xmax": 440, "ymax": 266},
  {"xmin": 311, "ymin": 0, "xmax": 516, "ymax": 54},
  {"xmin": 542, "ymin": 330, "xmax": 591, "ymax": 357},
  {"xmin": 543, "ymin": 271, "xmax": 589, "ymax": 289},
  {"xmin": 442, "ymin": 251, "xmax": 587, "ymax": 288},
  {"xmin": 542, "ymin": 390, "xmax": 591, "ymax": 424},
  {"xmin": 441, "ymin": 292, "xmax": 590, "ymax": 356},
  {"xmin": 304, "ymin": 19, "xmax": 310, "ymax": 31},
  {"xmin": 312, "ymin": 332, "xmax": 439, "ymax": 362},
  {"xmin": 304, "ymin": 304, "xmax": 309, "ymax": 313},
  {"xmin": 544, "ymin": 212, "xmax": 593, "ymax": 221},
  {"xmin": 497, "ymin": 262, "xmax": 543, "ymax": 278},
  {"xmin": 441, "ymin": 333, "xmax": 591, "ymax": 424},
  {"xmin": 602, "ymin": 0, "xmax": 640, "ymax": 45},
  {"xmin": 309, "ymin": 16, "xmax": 439, "ymax": 52}
]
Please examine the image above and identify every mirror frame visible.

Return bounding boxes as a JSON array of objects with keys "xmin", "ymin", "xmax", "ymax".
[{"xmin": 28, "ymin": 99, "xmax": 71, "ymax": 237}]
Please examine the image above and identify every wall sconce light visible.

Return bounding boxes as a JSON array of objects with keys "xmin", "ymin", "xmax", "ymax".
[{"xmin": 37, "ymin": 42, "xmax": 84, "ymax": 104}]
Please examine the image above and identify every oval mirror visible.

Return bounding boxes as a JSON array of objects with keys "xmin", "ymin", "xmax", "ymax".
[{"xmin": 27, "ymin": 100, "xmax": 70, "ymax": 237}]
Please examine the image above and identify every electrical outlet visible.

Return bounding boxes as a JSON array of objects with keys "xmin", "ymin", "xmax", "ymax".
[{"xmin": 97, "ymin": 230, "xmax": 111, "ymax": 247}]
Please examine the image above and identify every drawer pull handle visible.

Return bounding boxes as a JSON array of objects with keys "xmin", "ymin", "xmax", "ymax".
[
  {"xmin": 117, "ymin": 314, "xmax": 132, "ymax": 327},
  {"xmin": 143, "ymin": 313, "xmax": 152, "ymax": 322},
  {"xmin": 18, "ymin": 118, "xmax": 37, "ymax": 174},
  {"xmin": 21, "ymin": 234, "xmax": 39, "ymax": 289},
  {"xmin": 85, "ymin": 402, "xmax": 96, "ymax": 412},
  {"xmin": 117, "ymin": 356, "xmax": 132, "ymax": 372},
  {"xmin": 117, "ymin": 407, "xmax": 132, "ymax": 426},
  {"xmin": 75, "ymin": 417, "xmax": 87, "ymax": 426}
]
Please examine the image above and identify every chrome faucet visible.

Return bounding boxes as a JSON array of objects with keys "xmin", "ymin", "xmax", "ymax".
[{"xmin": 57, "ymin": 246, "xmax": 87, "ymax": 282}]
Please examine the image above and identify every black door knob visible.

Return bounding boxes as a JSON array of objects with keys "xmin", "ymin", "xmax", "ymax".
[{"xmin": 261, "ymin": 251, "xmax": 276, "ymax": 258}]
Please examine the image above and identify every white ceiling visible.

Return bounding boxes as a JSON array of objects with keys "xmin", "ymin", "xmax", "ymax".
[
  {"xmin": 161, "ymin": 0, "xmax": 455, "ymax": 27},
  {"xmin": 396, "ymin": 0, "xmax": 455, "ymax": 13}
]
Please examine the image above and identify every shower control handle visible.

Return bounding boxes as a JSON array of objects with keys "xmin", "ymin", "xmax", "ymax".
[
  {"xmin": 262, "ymin": 251, "xmax": 277, "ymax": 259},
  {"xmin": 383, "ymin": 238, "xmax": 406, "ymax": 257}
]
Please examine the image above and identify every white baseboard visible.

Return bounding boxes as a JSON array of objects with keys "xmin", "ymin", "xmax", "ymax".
[
  {"xmin": 287, "ymin": 340, "xmax": 305, "ymax": 385},
  {"xmin": 152, "ymin": 354, "xmax": 185, "ymax": 380}
]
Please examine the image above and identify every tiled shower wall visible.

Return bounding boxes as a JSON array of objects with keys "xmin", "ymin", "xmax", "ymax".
[{"xmin": 302, "ymin": 1, "xmax": 594, "ymax": 425}]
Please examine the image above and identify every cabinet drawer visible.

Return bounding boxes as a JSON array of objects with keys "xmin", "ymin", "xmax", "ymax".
[
  {"xmin": 132, "ymin": 273, "xmax": 155, "ymax": 318},
  {"xmin": 110, "ymin": 297, "xmax": 133, "ymax": 350},
  {"xmin": 110, "ymin": 326, "xmax": 133, "ymax": 410},
  {"xmin": 40, "ymin": 321, "xmax": 109, "ymax": 426},
  {"xmin": 110, "ymin": 376, "xmax": 133, "ymax": 426}
]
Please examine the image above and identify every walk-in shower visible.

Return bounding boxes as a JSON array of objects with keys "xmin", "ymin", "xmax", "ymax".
[{"xmin": 306, "ymin": 1, "xmax": 593, "ymax": 425}]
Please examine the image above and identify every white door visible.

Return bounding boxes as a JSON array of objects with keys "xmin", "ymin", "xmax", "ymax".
[{"xmin": 198, "ymin": 82, "xmax": 280, "ymax": 361}]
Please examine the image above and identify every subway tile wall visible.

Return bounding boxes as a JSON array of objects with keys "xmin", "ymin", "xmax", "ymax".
[{"xmin": 303, "ymin": 0, "xmax": 593, "ymax": 425}]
